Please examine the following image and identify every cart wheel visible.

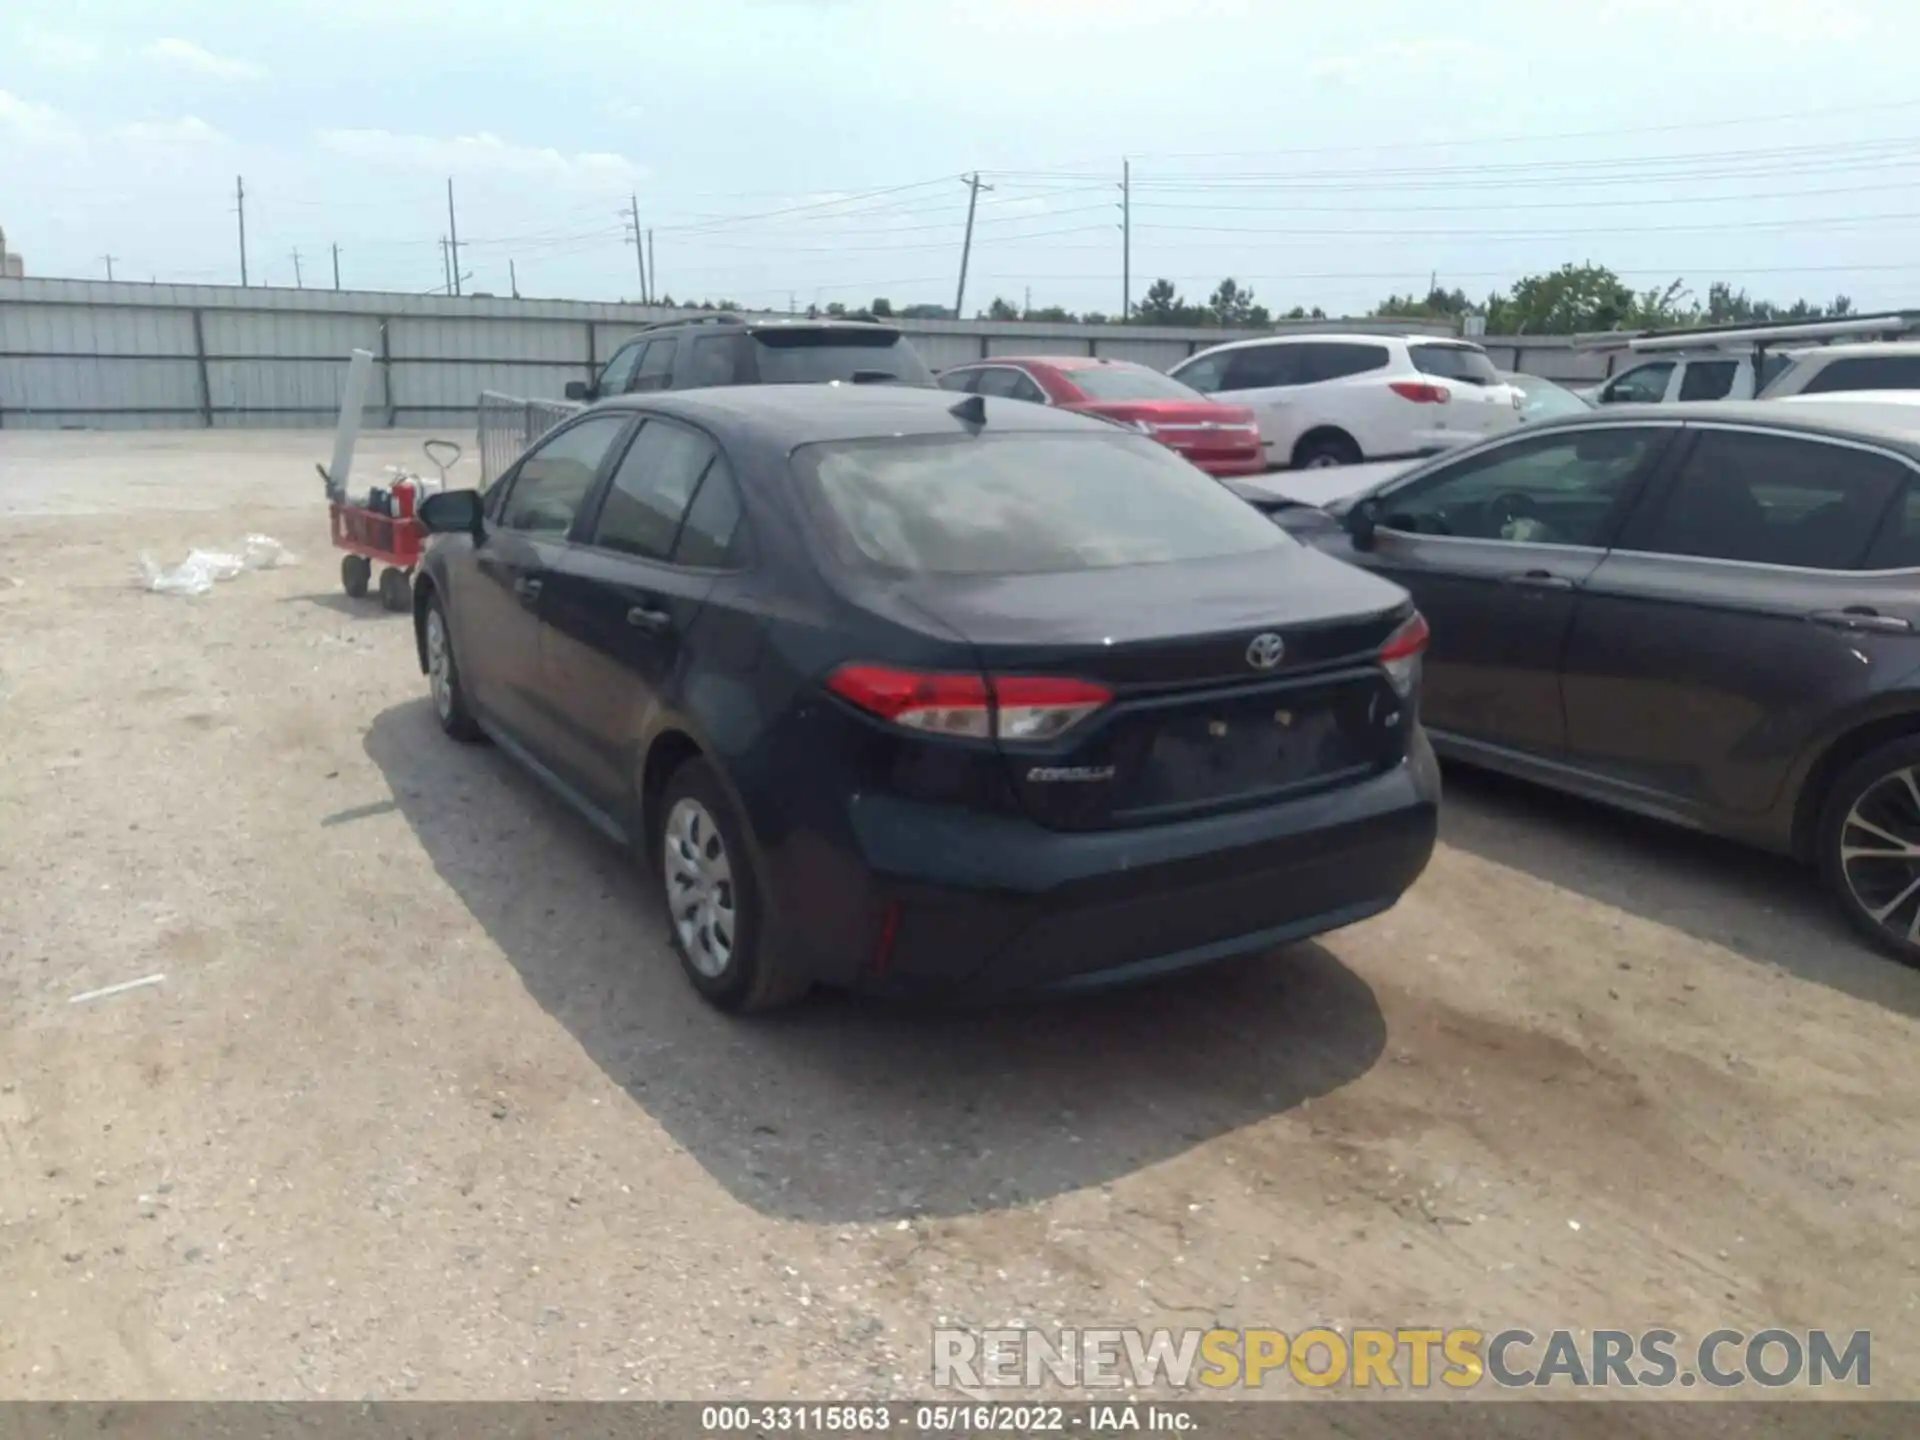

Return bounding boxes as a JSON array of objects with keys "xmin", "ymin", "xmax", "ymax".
[
  {"xmin": 341, "ymin": 554, "xmax": 371, "ymax": 599},
  {"xmin": 378, "ymin": 566, "xmax": 412, "ymax": 613}
]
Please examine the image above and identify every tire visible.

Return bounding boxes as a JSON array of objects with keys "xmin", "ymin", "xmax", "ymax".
[
  {"xmin": 379, "ymin": 566, "xmax": 412, "ymax": 613},
  {"xmin": 1293, "ymin": 432, "xmax": 1363, "ymax": 469},
  {"xmin": 656, "ymin": 758, "xmax": 807, "ymax": 1012},
  {"xmin": 1817, "ymin": 734, "xmax": 1920, "ymax": 967},
  {"xmin": 422, "ymin": 595, "xmax": 483, "ymax": 743},
  {"xmin": 341, "ymin": 554, "xmax": 371, "ymax": 598}
]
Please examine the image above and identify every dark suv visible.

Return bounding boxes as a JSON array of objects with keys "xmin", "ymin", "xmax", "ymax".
[{"xmin": 566, "ymin": 314, "xmax": 935, "ymax": 402}]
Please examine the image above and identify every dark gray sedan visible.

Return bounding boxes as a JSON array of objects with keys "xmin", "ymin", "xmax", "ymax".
[{"xmin": 1268, "ymin": 398, "xmax": 1920, "ymax": 963}]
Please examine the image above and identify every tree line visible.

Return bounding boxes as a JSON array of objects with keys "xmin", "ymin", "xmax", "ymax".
[{"xmin": 653, "ymin": 263, "xmax": 1858, "ymax": 335}]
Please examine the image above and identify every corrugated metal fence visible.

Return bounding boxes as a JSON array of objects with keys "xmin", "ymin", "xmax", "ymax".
[{"xmin": 0, "ymin": 276, "xmax": 1597, "ymax": 431}]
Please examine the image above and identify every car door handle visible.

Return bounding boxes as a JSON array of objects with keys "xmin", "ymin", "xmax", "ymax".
[
  {"xmin": 1808, "ymin": 606, "xmax": 1912, "ymax": 634},
  {"xmin": 513, "ymin": 576, "xmax": 543, "ymax": 607},
  {"xmin": 627, "ymin": 605, "xmax": 672, "ymax": 634},
  {"xmin": 1502, "ymin": 569, "xmax": 1575, "ymax": 590}
]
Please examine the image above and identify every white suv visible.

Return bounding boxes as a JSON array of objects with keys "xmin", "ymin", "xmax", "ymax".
[{"xmin": 1168, "ymin": 334, "xmax": 1521, "ymax": 469}]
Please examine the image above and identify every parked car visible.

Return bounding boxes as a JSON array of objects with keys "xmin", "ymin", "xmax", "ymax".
[
  {"xmin": 1167, "ymin": 334, "xmax": 1521, "ymax": 470},
  {"xmin": 1758, "ymin": 341, "xmax": 1920, "ymax": 399},
  {"xmin": 1501, "ymin": 371, "xmax": 1593, "ymax": 423},
  {"xmin": 566, "ymin": 314, "xmax": 934, "ymax": 402},
  {"xmin": 411, "ymin": 386, "xmax": 1439, "ymax": 1010},
  {"xmin": 1266, "ymin": 399, "xmax": 1920, "ymax": 963},
  {"xmin": 933, "ymin": 356, "xmax": 1264, "ymax": 476},
  {"xmin": 1581, "ymin": 351, "xmax": 1792, "ymax": 406},
  {"xmin": 1578, "ymin": 312, "xmax": 1920, "ymax": 405}
]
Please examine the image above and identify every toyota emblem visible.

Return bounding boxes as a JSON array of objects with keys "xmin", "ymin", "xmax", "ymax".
[{"xmin": 1246, "ymin": 632, "xmax": 1286, "ymax": 670}]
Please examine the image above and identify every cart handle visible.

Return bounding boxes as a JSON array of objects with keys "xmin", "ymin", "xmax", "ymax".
[{"xmin": 423, "ymin": 438, "xmax": 464, "ymax": 481}]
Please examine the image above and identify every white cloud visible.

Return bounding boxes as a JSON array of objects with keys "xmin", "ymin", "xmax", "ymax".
[
  {"xmin": 316, "ymin": 127, "xmax": 645, "ymax": 181},
  {"xmin": 1310, "ymin": 38, "xmax": 1495, "ymax": 81},
  {"xmin": 116, "ymin": 117, "xmax": 227, "ymax": 147},
  {"xmin": 144, "ymin": 38, "xmax": 265, "ymax": 81},
  {"xmin": 19, "ymin": 29, "xmax": 106, "ymax": 70},
  {"xmin": 0, "ymin": 90, "xmax": 81, "ymax": 144}
]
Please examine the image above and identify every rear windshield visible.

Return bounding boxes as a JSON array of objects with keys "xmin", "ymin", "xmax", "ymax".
[
  {"xmin": 1063, "ymin": 365, "xmax": 1203, "ymax": 402},
  {"xmin": 792, "ymin": 432, "xmax": 1289, "ymax": 575},
  {"xmin": 1410, "ymin": 343, "xmax": 1500, "ymax": 386},
  {"xmin": 748, "ymin": 328, "xmax": 934, "ymax": 387}
]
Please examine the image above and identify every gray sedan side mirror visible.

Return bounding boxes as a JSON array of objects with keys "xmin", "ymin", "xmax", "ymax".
[{"xmin": 420, "ymin": 489, "xmax": 485, "ymax": 538}]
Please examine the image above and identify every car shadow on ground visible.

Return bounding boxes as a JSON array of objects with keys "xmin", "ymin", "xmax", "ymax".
[
  {"xmin": 1439, "ymin": 762, "xmax": 1920, "ymax": 1018},
  {"xmin": 364, "ymin": 699, "xmax": 1388, "ymax": 1224}
]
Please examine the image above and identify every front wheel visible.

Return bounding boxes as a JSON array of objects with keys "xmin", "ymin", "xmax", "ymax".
[
  {"xmin": 1818, "ymin": 735, "xmax": 1920, "ymax": 966},
  {"xmin": 423, "ymin": 596, "xmax": 482, "ymax": 742},
  {"xmin": 657, "ymin": 759, "xmax": 806, "ymax": 1012},
  {"xmin": 1294, "ymin": 433, "xmax": 1362, "ymax": 469},
  {"xmin": 341, "ymin": 554, "xmax": 371, "ymax": 598}
]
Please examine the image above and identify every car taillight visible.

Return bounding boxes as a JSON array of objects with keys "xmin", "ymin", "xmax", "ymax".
[
  {"xmin": 827, "ymin": 665, "xmax": 1112, "ymax": 742},
  {"xmin": 1389, "ymin": 380, "xmax": 1451, "ymax": 404},
  {"xmin": 1379, "ymin": 612, "xmax": 1429, "ymax": 696}
]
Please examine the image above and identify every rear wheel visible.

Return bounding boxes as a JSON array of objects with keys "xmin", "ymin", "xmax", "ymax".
[
  {"xmin": 1294, "ymin": 432, "xmax": 1362, "ymax": 469},
  {"xmin": 379, "ymin": 566, "xmax": 412, "ymax": 612},
  {"xmin": 1818, "ymin": 735, "xmax": 1920, "ymax": 966},
  {"xmin": 657, "ymin": 758, "xmax": 806, "ymax": 1012}
]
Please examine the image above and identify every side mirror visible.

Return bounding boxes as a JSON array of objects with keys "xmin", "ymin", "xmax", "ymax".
[
  {"xmin": 420, "ymin": 488, "xmax": 485, "ymax": 538},
  {"xmin": 1344, "ymin": 499, "xmax": 1379, "ymax": 551},
  {"xmin": 564, "ymin": 380, "xmax": 593, "ymax": 402}
]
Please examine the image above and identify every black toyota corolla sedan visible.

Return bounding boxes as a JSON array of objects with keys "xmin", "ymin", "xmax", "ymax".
[{"xmin": 412, "ymin": 385, "xmax": 1438, "ymax": 1011}]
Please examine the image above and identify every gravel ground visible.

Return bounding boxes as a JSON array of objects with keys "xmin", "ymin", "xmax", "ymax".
[{"xmin": 1, "ymin": 429, "xmax": 1917, "ymax": 1404}]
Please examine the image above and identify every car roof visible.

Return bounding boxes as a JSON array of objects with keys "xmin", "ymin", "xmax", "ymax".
[
  {"xmin": 589, "ymin": 381, "xmax": 1113, "ymax": 445},
  {"xmin": 1524, "ymin": 399, "xmax": 1920, "ymax": 457},
  {"xmin": 949, "ymin": 355, "xmax": 1148, "ymax": 370},
  {"xmin": 1179, "ymin": 332, "xmax": 1471, "ymax": 362}
]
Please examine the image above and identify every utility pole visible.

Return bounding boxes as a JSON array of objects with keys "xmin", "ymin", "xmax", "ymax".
[
  {"xmin": 954, "ymin": 171, "xmax": 991, "ymax": 320},
  {"xmin": 623, "ymin": 196, "xmax": 648, "ymax": 303},
  {"xmin": 331, "ymin": 243, "xmax": 341, "ymax": 291},
  {"xmin": 445, "ymin": 178, "xmax": 462, "ymax": 297},
  {"xmin": 440, "ymin": 238, "xmax": 452, "ymax": 295},
  {"xmin": 1120, "ymin": 158, "xmax": 1131, "ymax": 321},
  {"xmin": 1024, "ymin": 285, "xmax": 1031, "ymax": 317},
  {"xmin": 648, "ymin": 230, "xmax": 656, "ymax": 304},
  {"xmin": 101, "ymin": 253, "xmax": 118, "ymax": 281},
  {"xmin": 234, "ymin": 175, "xmax": 248, "ymax": 286},
  {"xmin": 509, "ymin": 258, "xmax": 520, "ymax": 299},
  {"xmin": 290, "ymin": 248, "xmax": 303, "ymax": 289}
]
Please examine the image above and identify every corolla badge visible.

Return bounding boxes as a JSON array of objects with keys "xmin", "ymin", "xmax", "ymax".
[{"xmin": 1246, "ymin": 632, "xmax": 1286, "ymax": 670}]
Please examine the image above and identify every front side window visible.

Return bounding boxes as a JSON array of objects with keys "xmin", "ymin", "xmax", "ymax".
[
  {"xmin": 1601, "ymin": 362, "xmax": 1673, "ymax": 405},
  {"xmin": 499, "ymin": 415, "xmax": 630, "ymax": 535},
  {"xmin": 631, "ymin": 338, "xmax": 678, "ymax": 392},
  {"xmin": 1171, "ymin": 352, "xmax": 1227, "ymax": 393},
  {"xmin": 794, "ymin": 431, "xmax": 1288, "ymax": 576},
  {"xmin": 595, "ymin": 342, "xmax": 643, "ymax": 397},
  {"xmin": 1634, "ymin": 429, "xmax": 1907, "ymax": 569},
  {"xmin": 1375, "ymin": 426, "xmax": 1667, "ymax": 547},
  {"xmin": 1221, "ymin": 344, "xmax": 1301, "ymax": 391},
  {"xmin": 592, "ymin": 419, "xmax": 726, "ymax": 562}
]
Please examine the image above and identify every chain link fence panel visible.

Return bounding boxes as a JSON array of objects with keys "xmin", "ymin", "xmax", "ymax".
[{"xmin": 477, "ymin": 390, "xmax": 584, "ymax": 489}]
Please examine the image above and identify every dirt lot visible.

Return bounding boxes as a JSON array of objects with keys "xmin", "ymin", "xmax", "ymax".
[{"xmin": 2, "ymin": 429, "xmax": 1917, "ymax": 1405}]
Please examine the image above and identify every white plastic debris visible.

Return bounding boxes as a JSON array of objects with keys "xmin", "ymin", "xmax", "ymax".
[
  {"xmin": 138, "ymin": 535, "xmax": 297, "ymax": 595},
  {"xmin": 70, "ymin": 973, "xmax": 167, "ymax": 1005}
]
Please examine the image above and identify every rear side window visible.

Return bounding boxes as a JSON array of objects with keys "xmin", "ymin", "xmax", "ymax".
[
  {"xmin": 1635, "ymin": 429, "xmax": 1907, "ymax": 569},
  {"xmin": 748, "ymin": 328, "xmax": 934, "ymax": 386},
  {"xmin": 592, "ymin": 419, "xmax": 727, "ymax": 562},
  {"xmin": 1678, "ymin": 360, "xmax": 1739, "ymax": 401},
  {"xmin": 1299, "ymin": 342, "xmax": 1392, "ymax": 384},
  {"xmin": 1601, "ymin": 362, "xmax": 1673, "ymax": 405},
  {"xmin": 1172, "ymin": 352, "xmax": 1228, "ymax": 393},
  {"xmin": 1802, "ymin": 355, "xmax": 1920, "ymax": 395},
  {"xmin": 936, "ymin": 369, "xmax": 974, "ymax": 392},
  {"xmin": 793, "ymin": 432, "xmax": 1287, "ymax": 575},
  {"xmin": 1407, "ymin": 344, "xmax": 1496, "ymax": 387},
  {"xmin": 1864, "ymin": 480, "xmax": 1920, "ymax": 569},
  {"xmin": 1221, "ymin": 344, "xmax": 1300, "ymax": 390},
  {"xmin": 688, "ymin": 333, "xmax": 741, "ymax": 388}
]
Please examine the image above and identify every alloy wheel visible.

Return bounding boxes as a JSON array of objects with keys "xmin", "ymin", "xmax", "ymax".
[
  {"xmin": 1838, "ymin": 765, "xmax": 1920, "ymax": 946},
  {"xmin": 664, "ymin": 797, "xmax": 736, "ymax": 977},
  {"xmin": 426, "ymin": 608, "xmax": 453, "ymax": 722}
]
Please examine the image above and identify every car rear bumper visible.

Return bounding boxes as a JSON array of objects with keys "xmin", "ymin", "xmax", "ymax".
[{"xmin": 769, "ymin": 732, "xmax": 1440, "ymax": 997}]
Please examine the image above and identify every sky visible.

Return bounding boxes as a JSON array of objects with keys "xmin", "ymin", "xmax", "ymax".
[{"xmin": 4, "ymin": 0, "xmax": 1920, "ymax": 319}]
